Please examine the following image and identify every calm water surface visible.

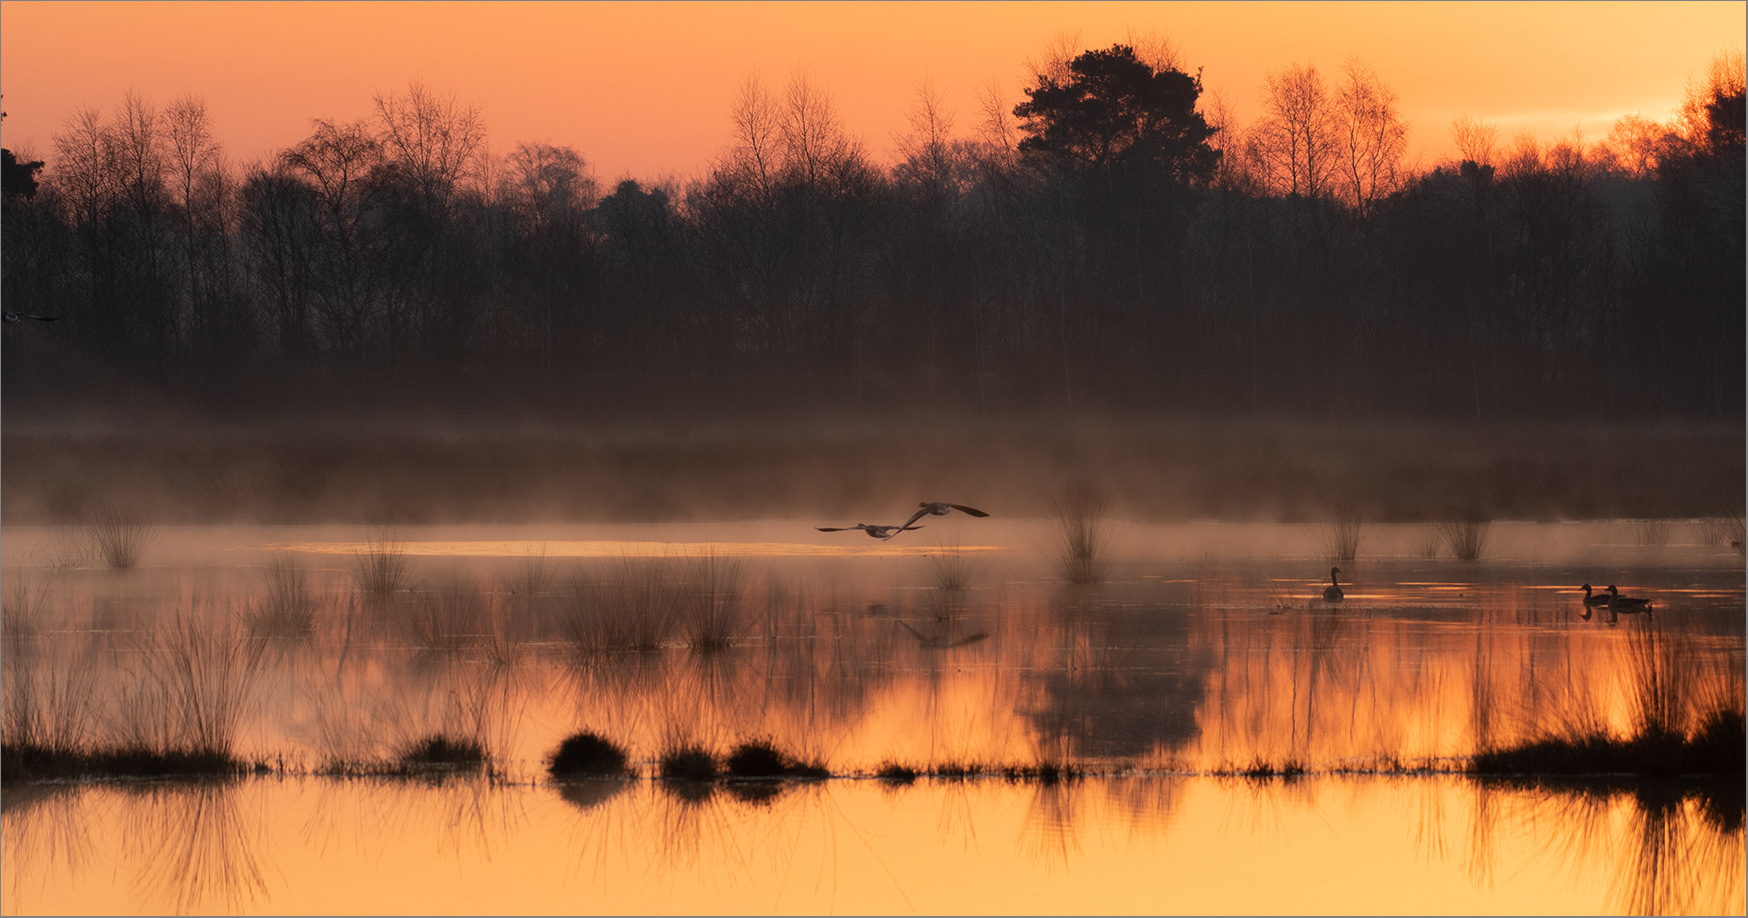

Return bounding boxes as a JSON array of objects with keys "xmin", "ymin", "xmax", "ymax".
[{"xmin": 3, "ymin": 520, "xmax": 1742, "ymax": 914}]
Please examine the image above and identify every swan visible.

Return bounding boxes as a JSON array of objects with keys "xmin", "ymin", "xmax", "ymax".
[
  {"xmin": 816, "ymin": 523, "xmax": 924, "ymax": 539},
  {"xmin": 897, "ymin": 502, "xmax": 990, "ymax": 532},
  {"xmin": 1323, "ymin": 567, "xmax": 1344, "ymax": 602}
]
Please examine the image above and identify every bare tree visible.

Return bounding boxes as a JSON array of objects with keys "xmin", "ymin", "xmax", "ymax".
[
  {"xmin": 165, "ymin": 95, "xmax": 225, "ymax": 346},
  {"xmin": 722, "ymin": 73, "xmax": 782, "ymax": 201},
  {"xmin": 1451, "ymin": 113, "xmax": 1500, "ymax": 166},
  {"xmin": 1333, "ymin": 58, "xmax": 1408, "ymax": 216},
  {"xmin": 502, "ymin": 141, "xmax": 594, "ymax": 232},
  {"xmin": 1603, "ymin": 114, "xmax": 1670, "ymax": 178},
  {"xmin": 779, "ymin": 72, "xmax": 856, "ymax": 189},
  {"xmin": 1250, "ymin": 63, "xmax": 1338, "ymax": 199},
  {"xmin": 372, "ymin": 81, "xmax": 487, "ymax": 214},
  {"xmin": 894, "ymin": 77, "xmax": 959, "ymax": 193}
]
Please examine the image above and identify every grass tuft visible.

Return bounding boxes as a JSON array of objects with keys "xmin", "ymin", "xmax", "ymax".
[
  {"xmin": 546, "ymin": 730, "xmax": 632, "ymax": 778},
  {"xmin": 243, "ymin": 556, "xmax": 317, "ymax": 639},
  {"xmin": 397, "ymin": 734, "xmax": 486, "ymax": 769},
  {"xmin": 350, "ymin": 530, "xmax": 411, "ymax": 595},
  {"xmin": 1316, "ymin": 506, "xmax": 1365, "ymax": 561},
  {"xmin": 85, "ymin": 503, "xmax": 157, "ymax": 570},
  {"xmin": 659, "ymin": 744, "xmax": 719, "ymax": 782},
  {"xmin": 1047, "ymin": 484, "xmax": 1111, "ymax": 585},
  {"xmin": 1435, "ymin": 517, "xmax": 1490, "ymax": 561},
  {"xmin": 725, "ymin": 739, "xmax": 829, "ymax": 779},
  {"xmin": 875, "ymin": 761, "xmax": 919, "ymax": 784}
]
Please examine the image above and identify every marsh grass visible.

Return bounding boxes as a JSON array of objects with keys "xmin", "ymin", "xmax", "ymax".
[
  {"xmin": 501, "ymin": 542, "xmax": 554, "ymax": 596},
  {"xmin": 724, "ymin": 739, "xmax": 829, "ymax": 779},
  {"xmin": 678, "ymin": 552, "xmax": 744, "ymax": 654},
  {"xmin": 564, "ymin": 559, "xmax": 682, "ymax": 654},
  {"xmin": 146, "ymin": 614, "xmax": 268, "ymax": 759},
  {"xmin": 1471, "ymin": 621, "xmax": 1746, "ymax": 777},
  {"xmin": 1315, "ymin": 506, "xmax": 1365, "ymax": 561},
  {"xmin": 1227, "ymin": 758, "xmax": 1306, "ymax": 780},
  {"xmin": 923, "ymin": 540, "xmax": 975, "ymax": 591},
  {"xmin": 406, "ymin": 582, "xmax": 493, "ymax": 654},
  {"xmin": 546, "ymin": 731, "xmax": 633, "ymax": 777},
  {"xmin": 398, "ymin": 734, "xmax": 486, "ymax": 769},
  {"xmin": 1415, "ymin": 525, "xmax": 1443, "ymax": 559},
  {"xmin": 1634, "ymin": 518, "xmax": 1673, "ymax": 547},
  {"xmin": 242, "ymin": 556, "xmax": 317, "ymax": 640},
  {"xmin": 2, "ymin": 651, "xmax": 99, "ymax": 758},
  {"xmin": 874, "ymin": 761, "xmax": 919, "ymax": 784},
  {"xmin": 85, "ymin": 503, "xmax": 157, "ymax": 570},
  {"xmin": 1047, "ymin": 485, "xmax": 1111, "ymax": 585},
  {"xmin": 1436, "ymin": 518, "xmax": 1491, "ymax": 561},
  {"xmin": 349, "ymin": 530, "xmax": 411, "ymax": 595},
  {"xmin": 1699, "ymin": 512, "xmax": 1746, "ymax": 553},
  {"xmin": 2, "ymin": 576, "xmax": 53, "ymax": 642},
  {"xmin": 659, "ymin": 743, "xmax": 719, "ymax": 782}
]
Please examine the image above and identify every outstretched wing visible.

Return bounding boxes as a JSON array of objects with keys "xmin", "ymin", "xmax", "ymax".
[
  {"xmin": 949, "ymin": 504, "xmax": 989, "ymax": 517},
  {"xmin": 897, "ymin": 507, "xmax": 931, "ymax": 531},
  {"xmin": 817, "ymin": 526, "xmax": 856, "ymax": 532}
]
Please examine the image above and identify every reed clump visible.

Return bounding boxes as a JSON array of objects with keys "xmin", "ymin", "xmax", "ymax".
[
  {"xmin": 349, "ymin": 531, "xmax": 411, "ymax": 595},
  {"xmin": 924, "ymin": 543, "xmax": 975, "ymax": 592},
  {"xmin": 1047, "ymin": 485, "xmax": 1111, "ymax": 585},
  {"xmin": 242, "ymin": 556, "xmax": 317, "ymax": 640},
  {"xmin": 1316, "ymin": 506, "xmax": 1365, "ymax": 562},
  {"xmin": 397, "ymin": 734, "xmax": 486, "ymax": 770},
  {"xmin": 546, "ymin": 730, "xmax": 632, "ymax": 778},
  {"xmin": 679, "ymin": 552, "xmax": 744, "ymax": 654},
  {"xmin": 874, "ymin": 761, "xmax": 919, "ymax": 784},
  {"xmin": 563, "ymin": 560, "xmax": 681, "ymax": 655},
  {"xmin": 85, "ymin": 503, "xmax": 157, "ymax": 570},
  {"xmin": 1436, "ymin": 516, "xmax": 1491, "ymax": 561},
  {"xmin": 724, "ymin": 739, "xmax": 829, "ymax": 779},
  {"xmin": 658, "ymin": 743, "xmax": 719, "ymax": 782},
  {"xmin": 1470, "ymin": 623, "xmax": 1745, "ymax": 777}
]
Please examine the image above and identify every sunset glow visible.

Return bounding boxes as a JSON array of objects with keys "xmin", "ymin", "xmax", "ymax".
[{"xmin": 3, "ymin": 1, "xmax": 1742, "ymax": 180}]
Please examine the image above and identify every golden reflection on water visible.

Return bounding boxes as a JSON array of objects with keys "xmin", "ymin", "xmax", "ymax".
[
  {"xmin": 3, "ymin": 776, "xmax": 1741, "ymax": 915},
  {"xmin": 1, "ymin": 522, "xmax": 1742, "ymax": 913}
]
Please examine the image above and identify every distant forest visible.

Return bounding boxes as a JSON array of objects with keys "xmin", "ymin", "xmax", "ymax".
[{"xmin": 3, "ymin": 45, "xmax": 1743, "ymax": 422}]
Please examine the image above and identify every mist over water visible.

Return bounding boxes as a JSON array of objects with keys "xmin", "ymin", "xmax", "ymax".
[{"xmin": 3, "ymin": 519, "xmax": 1742, "ymax": 913}]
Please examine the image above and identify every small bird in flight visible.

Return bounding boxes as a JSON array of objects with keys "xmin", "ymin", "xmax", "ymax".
[
  {"xmin": 4, "ymin": 311, "xmax": 60, "ymax": 323},
  {"xmin": 817, "ymin": 523, "xmax": 925, "ymax": 539},
  {"xmin": 897, "ymin": 502, "xmax": 989, "ymax": 532}
]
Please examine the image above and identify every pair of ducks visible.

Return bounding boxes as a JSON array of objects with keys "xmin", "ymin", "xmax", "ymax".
[
  {"xmin": 1580, "ymin": 583, "xmax": 1653, "ymax": 619},
  {"xmin": 818, "ymin": 502, "xmax": 989, "ymax": 540}
]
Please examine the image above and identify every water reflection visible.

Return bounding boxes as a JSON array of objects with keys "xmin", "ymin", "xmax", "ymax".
[{"xmin": 2, "ymin": 523, "xmax": 1742, "ymax": 913}]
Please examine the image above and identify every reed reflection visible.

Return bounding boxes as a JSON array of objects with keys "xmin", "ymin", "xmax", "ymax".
[{"xmin": 120, "ymin": 780, "xmax": 267, "ymax": 915}]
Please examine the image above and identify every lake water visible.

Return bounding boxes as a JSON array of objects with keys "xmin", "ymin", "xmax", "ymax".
[{"xmin": 3, "ymin": 519, "xmax": 1743, "ymax": 914}]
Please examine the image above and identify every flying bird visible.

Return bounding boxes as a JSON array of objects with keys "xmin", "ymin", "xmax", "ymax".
[
  {"xmin": 1323, "ymin": 566, "xmax": 1344, "ymax": 602},
  {"xmin": 817, "ymin": 523, "xmax": 924, "ymax": 539},
  {"xmin": 898, "ymin": 620, "xmax": 989, "ymax": 649},
  {"xmin": 897, "ymin": 502, "xmax": 990, "ymax": 532},
  {"xmin": 3, "ymin": 311, "xmax": 60, "ymax": 323}
]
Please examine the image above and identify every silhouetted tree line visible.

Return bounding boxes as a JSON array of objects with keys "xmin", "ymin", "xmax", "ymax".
[{"xmin": 3, "ymin": 48, "xmax": 1742, "ymax": 420}]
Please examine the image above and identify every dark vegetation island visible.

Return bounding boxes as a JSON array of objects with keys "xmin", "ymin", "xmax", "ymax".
[{"xmin": 2, "ymin": 45, "xmax": 1742, "ymax": 524}]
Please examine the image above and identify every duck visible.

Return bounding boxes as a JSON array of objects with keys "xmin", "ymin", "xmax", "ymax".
[
  {"xmin": 1580, "ymin": 583, "xmax": 1612, "ymax": 610},
  {"xmin": 1606, "ymin": 585, "xmax": 1653, "ymax": 615},
  {"xmin": 1323, "ymin": 567, "xmax": 1344, "ymax": 602},
  {"xmin": 816, "ymin": 523, "xmax": 924, "ymax": 540},
  {"xmin": 897, "ymin": 501, "xmax": 990, "ymax": 532}
]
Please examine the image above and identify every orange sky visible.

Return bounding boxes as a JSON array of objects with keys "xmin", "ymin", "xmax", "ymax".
[{"xmin": 2, "ymin": 1, "xmax": 1742, "ymax": 184}]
